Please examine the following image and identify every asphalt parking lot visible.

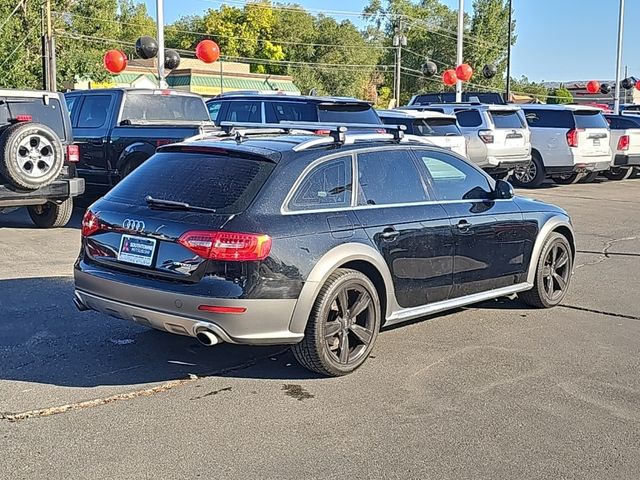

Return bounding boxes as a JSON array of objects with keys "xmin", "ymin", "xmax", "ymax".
[{"xmin": 1, "ymin": 179, "xmax": 639, "ymax": 480}]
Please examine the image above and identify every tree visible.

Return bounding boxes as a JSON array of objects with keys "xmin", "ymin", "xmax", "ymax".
[
  {"xmin": 547, "ymin": 87, "xmax": 573, "ymax": 105},
  {"xmin": 510, "ymin": 75, "xmax": 547, "ymax": 102}
]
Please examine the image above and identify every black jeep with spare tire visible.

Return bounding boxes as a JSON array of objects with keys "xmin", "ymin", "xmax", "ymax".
[{"xmin": 0, "ymin": 89, "xmax": 84, "ymax": 228}]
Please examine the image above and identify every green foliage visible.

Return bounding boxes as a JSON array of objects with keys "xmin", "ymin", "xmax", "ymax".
[
  {"xmin": 510, "ymin": 75, "xmax": 548, "ymax": 102},
  {"xmin": 547, "ymin": 87, "xmax": 573, "ymax": 105}
]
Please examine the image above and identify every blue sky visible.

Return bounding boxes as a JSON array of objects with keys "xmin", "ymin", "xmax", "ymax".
[{"xmin": 144, "ymin": 0, "xmax": 638, "ymax": 82}]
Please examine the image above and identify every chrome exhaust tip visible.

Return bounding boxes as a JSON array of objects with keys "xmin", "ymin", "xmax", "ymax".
[{"xmin": 195, "ymin": 329, "xmax": 220, "ymax": 347}]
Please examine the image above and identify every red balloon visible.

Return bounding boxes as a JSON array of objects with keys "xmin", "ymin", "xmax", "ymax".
[
  {"xmin": 455, "ymin": 63, "xmax": 473, "ymax": 82},
  {"xmin": 635, "ymin": 80, "xmax": 640, "ymax": 91},
  {"xmin": 586, "ymin": 80, "xmax": 600, "ymax": 94},
  {"xmin": 196, "ymin": 40, "xmax": 220, "ymax": 64},
  {"xmin": 443, "ymin": 69, "xmax": 458, "ymax": 86},
  {"xmin": 103, "ymin": 50, "xmax": 127, "ymax": 74}
]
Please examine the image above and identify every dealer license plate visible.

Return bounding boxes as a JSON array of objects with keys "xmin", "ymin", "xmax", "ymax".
[{"xmin": 117, "ymin": 235, "xmax": 156, "ymax": 267}]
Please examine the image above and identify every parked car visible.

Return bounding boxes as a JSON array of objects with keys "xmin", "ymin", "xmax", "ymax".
[
  {"xmin": 74, "ymin": 125, "xmax": 575, "ymax": 377},
  {"xmin": 601, "ymin": 114, "xmax": 640, "ymax": 180},
  {"xmin": 0, "ymin": 89, "xmax": 84, "ymax": 228},
  {"xmin": 206, "ymin": 91, "xmax": 382, "ymax": 128},
  {"xmin": 401, "ymin": 103, "xmax": 531, "ymax": 179},
  {"xmin": 64, "ymin": 88, "xmax": 214, "ymax": 199},
  {"xmin": 407, "ymin": 91, "xmax": 507, "ymax": 105},
  {"xmin": 377, "ymin": 109, "xmax": 466, "ymax": 157},
  {"xmin": 513, "ymin": 105, "xmax": 612, "ymax": 187}
]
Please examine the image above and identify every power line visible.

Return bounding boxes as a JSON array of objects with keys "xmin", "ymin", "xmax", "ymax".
[
  {"xmin": 0, "ymin": 24, "xmax": 34, "ymax": 71},
  {"xmin": 0, "ymin": 0, "xmax": 25, "ymax": 33}
]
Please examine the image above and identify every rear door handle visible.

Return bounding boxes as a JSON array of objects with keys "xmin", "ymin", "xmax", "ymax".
[{"xmin": 380, "ymin": 227, "xmax": 400, "ymax": 240}]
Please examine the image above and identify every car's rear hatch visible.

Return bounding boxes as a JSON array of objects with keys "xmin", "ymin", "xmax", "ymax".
[
  {"xmin": 81, "ymin": 147, "xmax": 276, "ymax": 282},
  {"xmin": 487, "ymin": 108, "xmax": 529, "ymax": 158},
  {"xmin": 572, "ymin": 110, "xmax": 611, "ymax": 157}
]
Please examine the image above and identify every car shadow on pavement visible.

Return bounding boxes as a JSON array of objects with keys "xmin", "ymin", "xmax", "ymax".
[
  {"xmin": 0, "ymin": 277, "xmax": 321, "ymax": 389},
  {"xmin": 0, "ymin": 207, "xmax": 83, "ymax": 229}
]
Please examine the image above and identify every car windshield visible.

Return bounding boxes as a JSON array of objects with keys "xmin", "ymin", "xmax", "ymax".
[
  {"xmin": 105, "ymin": 152, "xmax": 274, "ymax": 213},
  {"xmin": 317, "ymin": 104, "xmax": 380, "ymax": 124},
  {"xmin": 573, "ymin": 111, "xmax": 609, "ymax": 129},
  {"xmin": 121, "ymin": 94, "xmax": 210, "ymax": 122},
  {"xmin": 490, "ymin": 110, "xmax": 523, "ymax": 129}
]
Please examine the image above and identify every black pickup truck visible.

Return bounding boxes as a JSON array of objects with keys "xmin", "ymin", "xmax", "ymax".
[
  {"xmin": 0, "ymin": 89, "xmax": 84, "ymax": 228},
  {"xmin": 64, "ymin": 88, "xmax": 214, "ymax": 198}
]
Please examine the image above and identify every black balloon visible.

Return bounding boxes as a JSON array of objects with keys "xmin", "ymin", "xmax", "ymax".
[
  {"xmin": 621, "ymin": 77, "xmax": 635, "ymax": 90},
  {"xmin": 482, "ymin": 64, "xmax": 497, "ymax": 79},
  {"xmin": 164, "ymin": 49, "xmax": 181, "ymax": 70},
  {"xmin": 600, "ymin": 83, "xmax": 611, "ymax": 95},
  {"xmin": 421, "ymin": 61, "xmax": 438, "ymax": 77},
  {"xmin": 135, "ymin": 36, "xmax": 158, "ymax": 60}
]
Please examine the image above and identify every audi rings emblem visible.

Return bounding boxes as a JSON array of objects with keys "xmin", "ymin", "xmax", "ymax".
[{"xmin": 122, "ymin": 219, "xmax": 146, "ymax": 232}]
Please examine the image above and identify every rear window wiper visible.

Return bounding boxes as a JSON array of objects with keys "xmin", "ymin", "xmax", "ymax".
[{"xmin": 145, "ymin": 195, "xmax": 216, "ymax": 213}]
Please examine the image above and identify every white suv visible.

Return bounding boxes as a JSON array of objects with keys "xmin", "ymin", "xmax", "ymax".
[
  {"xmin": 602, "ymin": 114, "xmax": 640, "ymax": 181},
  {"xmin": 378, "ymin": 109, "xmax": 466, "ymax": 157},
  {"xmin": 513, "ymin": 105, "xmax": 612, "ymax": 188},
  {"xmin": 401, "ymin": 103, "xmax": 531, "ymax": 179}
]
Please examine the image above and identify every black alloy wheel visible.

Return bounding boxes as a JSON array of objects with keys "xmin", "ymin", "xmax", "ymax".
[
  {"xmin": 292, "ymin": 268, "xmax": 381, "ymax": 376},
  {"xmin": 520, "ymin": 232, "xmax": 573, "ymax": 308}
]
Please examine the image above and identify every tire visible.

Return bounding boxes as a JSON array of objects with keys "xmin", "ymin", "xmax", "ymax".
[
  {"xmin": 553, "ymin": 172, "xmax": 582, "ymax": 185},
  {"xmin": 579, "ymin": 171, "xmax": 599, "ymax": 183},
  {"xmin": 0, "ymin": 122, "xmax": 64, "ymax": 190},
  {"xmin": 292, "ymin": 268, "xmax": 381, "ymax": 377},
  {"xmin": 27, "ymin": 198, "xmax": 74, "ymax": 228},
  {"xmin": 519, "ymin": 232, "xmax": 573, "ymax": 309},
  {"xmin": 511, "ymin": 153, "xmax": 545, "ymax": 188},
  {"xmin": 603, "ymin": 167, "xmax": 633, "ymax": 181}
]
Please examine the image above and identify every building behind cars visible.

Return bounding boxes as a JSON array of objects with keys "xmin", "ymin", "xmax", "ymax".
[
  {"xmin": 400, "ymin": 103, "xmax": 531, "ymax": 179},
  {"xmin": 512, "ymin": 104, "xmax": 612, "ymax": 187},
  {"xmin": 377, "ymin": 109, "xmax": 466, "ymax": 157}
]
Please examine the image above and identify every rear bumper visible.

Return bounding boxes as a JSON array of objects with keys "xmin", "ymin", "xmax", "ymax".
[
  {"xmin": 74, "ymin": 269, "xmax": 302, "ymax": 345},
  {"xmin": 481, "ymin": 154, "xmax": 531, "ymax": 170},
  {"xmin": 614, "ymin": 153, "xmax": 640, "ymax": 167},
  {"xmin": 0, "ymin": 177, "xmax": 85, "ymax": 207}
]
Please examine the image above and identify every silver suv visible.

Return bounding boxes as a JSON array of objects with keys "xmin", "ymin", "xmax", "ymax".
[{"xmin": 400, "ymin": 103, "xmax": 532, "ymax": 178}]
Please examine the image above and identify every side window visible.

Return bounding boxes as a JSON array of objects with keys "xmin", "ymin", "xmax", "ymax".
[
  {"xmin": 77, "ymin": 95, "xmax": 111, "ymax": 128},
  {"xmin": 289, "ymin": 156, "xmax": 352, "ymax": 211},
  {"xmin": 454, "ymin": 110, "xmax": 483, "ymax": 127},
  {"xmin": 225, "ymin": 101, "xmax": 261, "ymax": 123},
  {"xmin": 416, "ymin": 150, "xmax": 492, "ymax": 201},
  {"xmin": 65, "ymin": 96, "xmax": 78, "ymax": 119},
  {"xmin": 207, "ymin": 101, "xmax": 222, "ymax": 122},
  {"xmin": 356, "ymin": 150, "xmax": 428, "ymax": 206},
  {"xmin": 524, "ymin": 109, "xmax": 574, "ymax": 128}
]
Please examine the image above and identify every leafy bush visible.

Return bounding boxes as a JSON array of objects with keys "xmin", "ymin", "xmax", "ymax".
[{"xmin": 547, "ymin": 87, "xmax": 573, "ymax": 104}]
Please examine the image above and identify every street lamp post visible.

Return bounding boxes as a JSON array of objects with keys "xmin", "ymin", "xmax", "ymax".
[
  {"xmin": 505, "ymin": 0, "xmax": 513, "ymax": 102},
  {"xmin": 614, "ymin": 0, "xmax": 625, "ymax": 115},
  {"xmin": 455, "ymin": 0, "xmax": 464, "ymax": 102},
  {"xmin": 156, "ymin": 0, "xmax": 166, "ymax": 88}
]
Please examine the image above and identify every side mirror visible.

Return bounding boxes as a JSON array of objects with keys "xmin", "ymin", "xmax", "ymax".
[{"xmin": 493, "ymin": 179, "xmax": 514, "ymax": 199}]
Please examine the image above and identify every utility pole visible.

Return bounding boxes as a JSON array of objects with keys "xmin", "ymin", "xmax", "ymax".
[
  {"xmin": 505, "ymin": 0, "xmax": 513, "ymax": 102},
  {"xmin": 624, "ymin": 65, "xmax": 628, "ymax": 104},
  {"xmin": 456, "ymin": 0, "xmax": 464, "ymax": 102},
  {"xmin": 614, "ymin": 0, "xmax": 625, "ymax": 115},
  {"xmin": 40, "ymin": 4, "xmax": 49, "ymax": 90},
  {"xmin": 156, "ymin": 0, "xmax": 166, "ymax": 88},
  {"xmin": 393, "ymin": 18, "xmax": 406, "ymax": 108},
  {"xmin": 45, "ymin": 0, "xmax": 56, "ymax": 91}
]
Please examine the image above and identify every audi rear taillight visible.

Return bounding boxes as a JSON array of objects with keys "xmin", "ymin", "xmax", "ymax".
[
  {"xmin": 67, "ymin": 145, "xmax": 80, "ymax": 162},
  {"xmin": 566, "ymin": 129, "xmax": 579, "ymax": 148},
  {"xmin": 478, "ymin": 129, "xmax": 494, "ymax": 144},
  {"xmin": 178, "ymin": 231, "xmax": 272, "ymax": 261},
  {"xmin": 618, "ymin": 135, "xmax": 630, "ymax": 151},
  {"xmin": 81, "ymin": 210, "xmax": 102, "ymax": 237}
]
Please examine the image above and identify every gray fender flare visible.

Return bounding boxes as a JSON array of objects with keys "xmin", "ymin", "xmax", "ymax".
[
  {"xmin": 526, "ymin": 215, "xmax": 576, "ymax": 285},
  {"xmin": 288, "ymin": 243, "xmax": 396, "ymax": 335}
]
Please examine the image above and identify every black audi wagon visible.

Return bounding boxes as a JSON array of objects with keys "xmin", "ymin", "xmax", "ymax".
[{"xmin": 74, "ymin": 125, "xmax": 575, "ymax": 376}]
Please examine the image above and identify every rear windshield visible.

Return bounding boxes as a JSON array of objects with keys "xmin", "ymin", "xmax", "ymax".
[
  {"xmin": 490, "ymin": 110, "xmax": 523, "ymax": 129},
  {"xmin": 317, "ymin": 104, "xmax": 380, "ymax": 124},
  {"xmin": 266, "ymin": 102, "xmax": 318, "ymax": 122},
  {"xmin": 573, "ymin": 111, "xmax": 608, "ymax": 129},
  {"xmin": 2, "ymin": 97, "xmax": 67, "ymax": 140},
  {"xmin": 524, "ymin": 109, "xmax": 575, "ymax": 128},
  {"xmin": 121, "ymin": 94, "xmax": 210, "ymax": 122},
  {"xmin": 105, "ymin": 152, "xmax": 274, "ymax": 213}
]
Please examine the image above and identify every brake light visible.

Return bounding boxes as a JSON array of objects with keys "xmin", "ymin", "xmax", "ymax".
[
  {"xmin": 14, "ymin": 115, "xmax": 32, "ymax": 122},
  {"xmin": 81, "ymin": 210, "xmax": 102, "ymax": 237},
  {"xmin": 478, "ymin": 129, "xmax": 494, "ymax": 144},
  {"xmin": 618, "ymin": 135, "xmax": 630, "ymax": 151},
  {"xmin": 567, "ymin": 129, "xmax": 579, "ymax": 148},
  {"xmin": 66, "ymin": 144, "xmax": 80, "ymax": 162},
  {"xmin": 314, "ymin": 129, "xmax": 330, "ymax": 135},
  {"xmin": 178, "ymin": 231, "xmax": 272, "ymax": 261},
  {"xmin": 156, "ymin": 139, "xmax": 172, "ymax": 147},
  {"xmin": 197, "ymin": 305, "xmax": 247, "ymax": 314}
]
